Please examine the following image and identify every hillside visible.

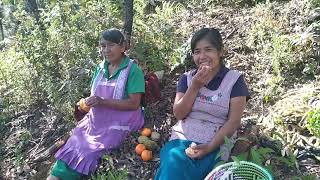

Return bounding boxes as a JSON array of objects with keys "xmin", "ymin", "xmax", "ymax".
[{"xmin": 0, "ymin": 0, "xmax": 319, "ymax": 179}]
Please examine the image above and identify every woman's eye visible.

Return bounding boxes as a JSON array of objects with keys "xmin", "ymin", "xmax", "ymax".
[{"xmin": 194, "ymin": 51, "xmax": 200, "ymax": 54}]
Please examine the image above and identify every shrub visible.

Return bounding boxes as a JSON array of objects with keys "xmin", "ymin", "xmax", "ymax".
[{"xmin": 306, "ymin": 108, "xmax": 320, "ymax": 136}]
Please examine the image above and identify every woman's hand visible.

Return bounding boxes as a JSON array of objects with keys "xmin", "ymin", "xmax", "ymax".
[
  {"xmin": 85, "ymin": 96, "xmax": 103, "ymax": 107},
  {"xmin": 186, "ymin": 143, "xmax": 212, "ymax": 159},
  {"xmin": 191, "ymin": 66, "xmax": 213, "ymax": 90}
]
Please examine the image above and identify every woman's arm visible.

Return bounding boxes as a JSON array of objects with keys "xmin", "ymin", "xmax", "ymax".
[
  {"xmin": 85, "ymin": 94, "xmax": 142, "ymax": 111},
  {"xmin": 207, "ymin": 96, "xmax": 246, "ymax": 150},
  {"xmin": 173, "ymin": 88, "xmax": 199, "ymax": 120},
  {"xmin": 174, "ymin": 66, "xmax": 214, "ymax": 120},
  {"xmin": 187, "ymin": 96, "xmax": 247, "ymax": 159}
]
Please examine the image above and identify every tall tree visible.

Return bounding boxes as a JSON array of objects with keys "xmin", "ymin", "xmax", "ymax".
[
  {"xmin": 0, "ymin": 5, "xmax": 4, "ymax": 41},
  {"xmin": 25, "ymin": 0, "xmax": 40, "ymax": 23},
  {"xmin": 123, "ymin": 0, "xmax": 134, "ymax": 50}
]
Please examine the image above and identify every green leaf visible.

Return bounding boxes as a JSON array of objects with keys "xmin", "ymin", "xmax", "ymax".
[
  {"xmin": 272, "ymin": 131, "xmax": 285, "ymax": 141},
  {"xmin": 274, "ymin": 156, "xmax": 294, "ymax": 168},
  {"xmin": 215, "ymin": 150, "xmax": 225, "ymax": 161},
  {"xmin": 250, "ymin": 148, "xmax": 263, "ymax": 165},
  {"xmin": 231, "ymin": 156, "xmax": 240, "ymax": 164},
  {"xmin": 102, "ymin": 154, "xmax": 110, "ymax": 161},
  {"xmin": 256, "ymin": 147, "xmax": 274, "ymax": 158},
  {"xmin": 223, "ymin": 136, "xmax": 234, "ymax": 151},
  {"xmin": 301, "ymin": 174, "xmax": 317, "ymax": 180},
  {"xmin": 235, "ymin": 152, "xmax": 249, "ymax": 161}
]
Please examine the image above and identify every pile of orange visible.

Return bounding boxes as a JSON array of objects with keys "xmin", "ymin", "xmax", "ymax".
[
  {"xmin": 135, "ymin": 128, "xmax": 160, "ymax": 161},
  {"xmin": 135, "ymin": 143, "xmax": 152, "ymax": 161}
]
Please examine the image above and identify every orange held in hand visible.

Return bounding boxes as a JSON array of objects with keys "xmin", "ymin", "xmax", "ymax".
[
  {"xmin": 79, "ymin": 98, "xmax": 91, "ymax": 112},
  {"xmin": 141, "ymin": 128, "xmax": 152, "ymax": 137},
  {"xmin": 141, "ymin": 150, "xmax": 153, "ymax": 161},
  {"xmin": 135, "ymin": 144, "xmax": 146, "ymax": 155}
]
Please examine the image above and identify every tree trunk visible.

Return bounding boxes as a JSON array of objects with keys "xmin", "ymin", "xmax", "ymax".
[
  {"xmin": 123, "ymin": 0, "xmax": 134, "ymax": 50},
  {"xmin": 0, "ymin": 19, "xmax": 4, "ymax": 41},
  {"xmin": 25, "ymin": 0, "xmax": 40, "ymax": 23},
  {"xmin": 0, "ymin": 5, "xmax": 4, "ymax": 40}
]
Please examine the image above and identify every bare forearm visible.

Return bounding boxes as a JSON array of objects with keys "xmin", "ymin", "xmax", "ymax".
[
  {"xmin": 173, "ymin": 86, "xmax": 199, "ymax": 119},
  {"xmin": 100, "ymin": 99, "xmax": 140, "ymax": 111},
  {"xmin": 208, "ymin": 119, "xmax": 241, "ymax": 152}
]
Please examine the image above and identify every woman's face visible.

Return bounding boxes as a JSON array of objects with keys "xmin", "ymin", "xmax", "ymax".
[
  {"xmin": 192, "ymin": 39, "xmax": 222, "ymax": 70},
  {"xmin": 100, "ymin": 38, "xmax": 125, "ymax": 63}
]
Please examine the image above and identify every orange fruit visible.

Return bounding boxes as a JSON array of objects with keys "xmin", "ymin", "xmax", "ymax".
[
  {"xmin": 135, "ymin": 144, "xmax": 146, "ymax": 155},
  {"xmin": 79, "ymin": 98, "xmax": 91, "ymax": 112},
  {"xmin": 141, "ymin": 128, "xmax": 152, "ymax": 137},
  {"xmin": 141, "ymin": 150, "xmax": 152, "ymax": 161}
]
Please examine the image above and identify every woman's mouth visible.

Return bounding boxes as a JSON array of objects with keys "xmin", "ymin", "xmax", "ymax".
[{"xmin": 200, "ymin": 62, "xmax": 210, "ymax": 67}]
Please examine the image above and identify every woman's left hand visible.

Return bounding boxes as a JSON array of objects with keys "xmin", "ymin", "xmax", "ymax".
[
  {"xmin": 85, "ymin": 96, "xmax": 103, "ymax": 107},
  {"xmin": 186, "ymin": 143, "xmax": 212, "ymax": 159}
]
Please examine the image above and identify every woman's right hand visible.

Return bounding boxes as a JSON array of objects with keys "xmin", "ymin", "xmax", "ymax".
[
  {"xmin": 190, "ymin": 66, "xmax": 213, "ymax": 90},
  {"xmin": 186, "ymin": 143, "xmax": 212, "ymax": 159},
  {"xmin": 85, "ymin": 96, "xmax": 104, "ymax": 107}
]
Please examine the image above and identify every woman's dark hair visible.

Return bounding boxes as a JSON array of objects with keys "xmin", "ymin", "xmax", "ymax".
[
  {"xmin": 101, "ymin": 28, "xmax": 125, "ymax": 45},
  {"xmin": 191, "ymin": 28, "xmax": 223, "ymax": 53}
]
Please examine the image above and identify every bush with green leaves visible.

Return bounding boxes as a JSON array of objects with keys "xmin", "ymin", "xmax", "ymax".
[
  {"xmin": 306, "ymin": 108, "xmax": 320, "ymax": 136},
  {"xmin": 130, "ymin": 0, "xmax": 185, "ymax": 71},
  {"xmin": 92, "ymin": 155, "xmax": 128, "ymax": 180},
  {"xmin": 0, "ymin": 47, "xmax": 36, "ymax": 114},
  {"xmin": 310, "ymin": 0, "xmax": 320, "ymax": 8},
  {"xmin": 0, "ymin": 1, "xmax": 124, "ymax": 118},
  {"xmin": 246, "ymin": 1, "xmax": 318, "ymax": 104}
]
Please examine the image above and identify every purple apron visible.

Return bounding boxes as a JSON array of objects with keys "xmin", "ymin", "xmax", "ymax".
[{"xmin": 55, "ymin": 60, "xmax": 144, "ymax": 175}]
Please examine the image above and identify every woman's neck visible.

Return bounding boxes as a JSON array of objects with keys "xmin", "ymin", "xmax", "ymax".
[{"xmin": 108, "ymin": 56, "xmax": 124, "ymax": 68}]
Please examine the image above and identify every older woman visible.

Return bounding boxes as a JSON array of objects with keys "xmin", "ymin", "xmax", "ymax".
[{"xmin": 48, "ymin": 29, "xmax": 145, "ymax": 180}]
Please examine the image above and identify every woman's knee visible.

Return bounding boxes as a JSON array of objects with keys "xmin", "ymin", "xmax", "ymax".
[{"xmin": 162, "ymin": 148, "xmax": 189, "ymax": 166}]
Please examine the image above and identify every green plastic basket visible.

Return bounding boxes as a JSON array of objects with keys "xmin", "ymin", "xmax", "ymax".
[{"xmin": 204, "ymin": 161, "xmax": 273, "ymax": 180}]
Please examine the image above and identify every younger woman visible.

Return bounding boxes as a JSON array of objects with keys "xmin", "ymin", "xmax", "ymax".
[{"xmin": 155, "ymin": 27, "xmax": 250, "ymax": 180}]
